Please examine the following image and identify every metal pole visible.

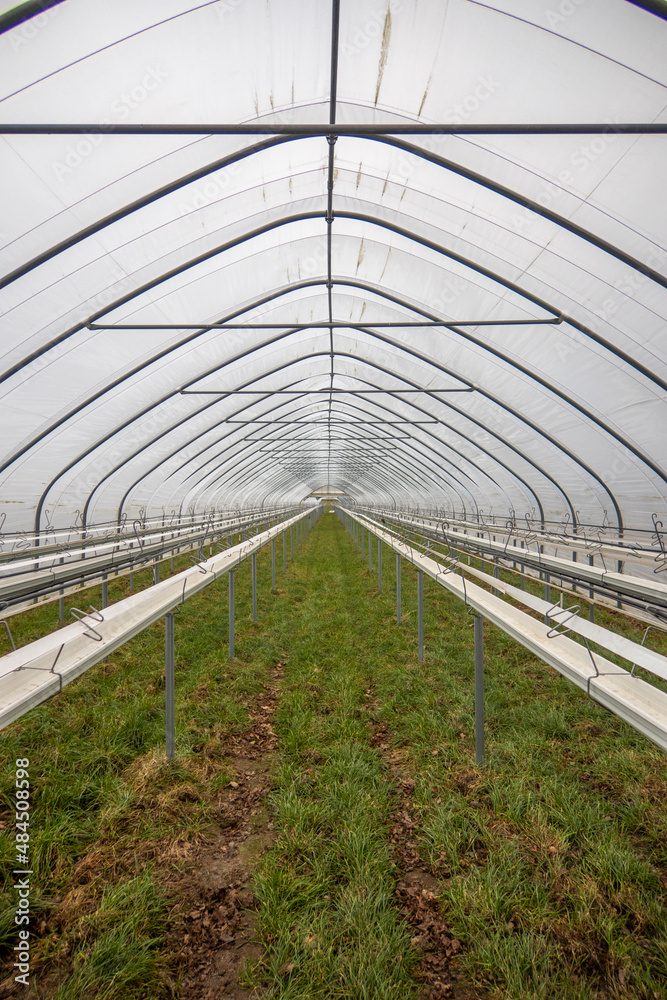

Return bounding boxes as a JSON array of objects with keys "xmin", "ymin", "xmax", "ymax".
[
  {"xmin": 228, "ymin": 570, "xmax": 235, "ymax": 659},
  {"xmin": 130, "ymin": 565, "xmax": 134, "ymax": 592},
  {"xmin": 368, "ymin": 530, "xmax": 372, "ymax": 573},
  {"xmin": 101, "ymin": 576, "xmax": 108, "ymax": 609},
  {"xmin": 59, "ymin": 556, "xmax": 64, "ymax": 622},
  {"xmin": 165, "ymin": 612, "xmax": 175, "ymax": 759},
  {"xmin": 252, "ymin": 552, "xmax": 257, "ymax": 622},
  {"xmin": 378, "ymin": 539, "xmax": 382, "ymax": 594},
  {"xmin": 418, "ymin": 570, "xmax": 424, "ymax": 662},
  {"xmin": 396, "ymin": 553, "xmax": 401, "ymax": 623},
  {"xmin": 283, "ymin": 531, "xmax": 287, "ymax": 572},
  {"xmin": 271, "ymin": 538, "xmax": 276, "ymax": 590},
  {"xmin": 290, "ymin": 525, "xmax": 294, "ymax": 560},
  {"xmin": 154, "ymin": 558, "xmax": 160, "ymax": 584},
  {"xmin": 362, "ymin": 527, "xmax": 365, "ymax": 561},
  {"xmin": 474, "ymin": 614, "xmax": 485, "ymax": 765},
  {"xmin": 589, "ymin": 554, "xmax": 595, "ymax": 621}
]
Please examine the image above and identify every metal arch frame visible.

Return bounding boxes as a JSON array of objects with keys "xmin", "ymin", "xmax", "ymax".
[
  {"xmin": 170, "ymin": 323, "xmax": 603, "ymax": 526},
  {"xmin": 2, "ymin": 132, "xmax": 665, "ymax": 398},
  {"xmin": 7, "ymin": 208, "xmax": 660, "ymax": 523},
  {"xmin": 334, "ymin": 212, "xmax": 666, "ymax": 493},
  {"xmin": 189, "ymin": 415, "xmax": 481, "ymax": 512},
  {"xmin": 116, "ymin": 385, "xmax": 477, "ymax": 526},
  {"xmin": 198, "ymin": 436, "xmax": 452, "ymax": 517},
  {"xmin": 86, "ymin": 345, "xmax": 537, "ymax": 531},
  {"xmin": 0, "ymin": 135, "xmax": 296, "ymax": 295},
  {"xmin": 168, "ymin": 279, "xmax": 582, "ymax": 524},
  {"xmin": 31, "ymin": 280, "xmax": 616, "ymax": 537},
  {"xmin": 28, "ymin": 316, "xmax": 506, "ymax": 532},
  {"xmin": 161, "ymin": 396, "xmax": 472, "ymax": 516},
  {"xmin": 3, "ymin": 191, "xmax": 663, "ymax": 487},
  {"xmin": 4, "ymin": 111, "xmax": 661, "ymax": 533},
  {"xmin": 0, "ymin": 0, "xmax": 65, "ymax": 35},
  {"xmin": 626, "ymin": 1, "xmax": 667, "ymax": 21},
  {"xmin": 203, "ymin": 448, "xmax": 434, "ymax": 512},
  {"xmin": 114, "ymin": 374, "xmax": 485, "ymax": 526},
  {"xmin": 174, "ymin": 363, "xmax": 537, "ymax": 520},
  {"xmin": 36, "ymin": 293, "xmax": 609, "ymax": 536},
  {"xmin": 181, "ymin": 432, "xmax": 412, "ymax": 512}
]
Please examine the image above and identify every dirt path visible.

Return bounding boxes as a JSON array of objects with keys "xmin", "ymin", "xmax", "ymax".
[{"xmin": 164, "ymin": 663, "xmax": 284, "ymax": 999}]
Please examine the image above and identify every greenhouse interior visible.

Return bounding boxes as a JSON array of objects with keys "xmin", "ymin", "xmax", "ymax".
[{"xmin": 1, "ymin": 0, "xmax": 666, "ymax": 998}]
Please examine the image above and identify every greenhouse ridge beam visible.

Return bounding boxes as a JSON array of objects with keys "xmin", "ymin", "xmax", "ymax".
[{"xmin": 3, "ymin": 123, "xmax": 667, "ymax": 134}]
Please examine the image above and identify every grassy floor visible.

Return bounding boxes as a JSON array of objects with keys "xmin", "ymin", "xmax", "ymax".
[
  {"xmin": 247, "ymin": 513, "xmax": 667, "ymax": 999},
  {"xmin": 1, "ymin": 512, "xmax": 666, "ymax": 999},
  {"xmin": 0, "ymin": 536, "xmax": 288, "ymax": 998}
]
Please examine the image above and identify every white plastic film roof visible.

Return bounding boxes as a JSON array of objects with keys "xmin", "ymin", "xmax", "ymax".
[{"xmin": 1, "ymin": 0, "xmax": 666, "ymax": 537}]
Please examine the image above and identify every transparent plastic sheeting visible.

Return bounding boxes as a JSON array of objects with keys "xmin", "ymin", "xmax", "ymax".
[{"xmin": 0, "ymin": 0, "xmax": 665, "ymax": 540}]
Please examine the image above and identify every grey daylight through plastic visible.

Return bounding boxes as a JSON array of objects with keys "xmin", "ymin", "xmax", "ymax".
[{"xmin": 0, "ymin": 0, "xmax": 666, "ymax": 539}]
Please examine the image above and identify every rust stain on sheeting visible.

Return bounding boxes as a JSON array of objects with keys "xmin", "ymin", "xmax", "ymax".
[
  {"xmin": 418, "ymin": 72, "xmax": 432, "ymax": 116},
  {"xmin": 356, "ymin": 238, "xmax": 366, "ymax": 272},
  {"xmin": 374, "ymin": 9, "xmax": 392, "ymax": 106}
]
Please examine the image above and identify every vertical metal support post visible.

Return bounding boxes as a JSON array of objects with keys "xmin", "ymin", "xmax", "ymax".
[
  {"xmin": 101, "ymin": 577, "xmax": 108, "ymax": 609},
  {"xmin": 493, "ymin": 559, "xmax": 499, "ymax": 596},
  {"xmin": 378, "ymin": 539, "xmax": 382, "ymax": 594},
  {"xmin": 368, "ymin": 530, "xmax": 372, "ymax": 573},
  {"xmin": 396, "ymin": 553, "xmax": 401, "ymax": 623},
  {"xmin": 544, "ymin": 573, "xmax": 551, "ymax": 624},
  {"xmin": 228, "ymin": 570, "xmax": 235, "ymax": 659},
  {"xmin": 165, "ymin": 612, "xmax": 175, "ymax": 759},
  {"xmin": 588, "ymin": 554, "xmax": 595, "ymax": 621},
  {"xmin": 59, "ymin": 557, "xmax": 65, "ymax": 622},
  {"xmin": 474, "ymin": 614, "xmax": 485, "ymax": 765},
  {"xmin": 154, "ymin": 559, "xmax": 160, "ymax": 585},
  {"xmin": 252, "ymin": 553, "xmax": 257, "ymax": 622},
  {"xmin": 290, "ymin": 525, "xmax": 294, "ymax": 560},
  {"xmin": 362, "ymin": 527, "xmax": 365, "ymax": 561},
  {"xmin": 418, "ymin": 570, "xmax": 424, "ymax": 662},
  {"xmin": 271, "ymin": 538, "xmax": 276, "ymax": 591},
  {"xmin": 171, "ymin": 554, "xmax": 174, "ymax": 572}
]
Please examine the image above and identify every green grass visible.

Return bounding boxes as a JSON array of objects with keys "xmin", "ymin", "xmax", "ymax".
[
  {"xmin": 1, "ymin": 511, "xmax": 666, "ymax": 999},
  {"xmin": 338, "ymin": 514, "xmax": 667, "ymax": 999},
  {"xmin": 0, "ymin": 535, "xmax": 288, "ymax": 997}
]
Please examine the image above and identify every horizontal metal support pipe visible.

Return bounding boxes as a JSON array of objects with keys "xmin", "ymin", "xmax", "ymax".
[{"xmin": 4, "ymin": 123, "xmax": 666, "ymax": 135}]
